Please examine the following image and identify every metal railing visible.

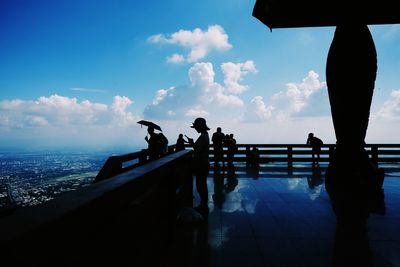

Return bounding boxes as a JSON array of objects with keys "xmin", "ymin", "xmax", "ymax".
[
  {"xmin": 95, "ymin": 143, "xmax": 400, "ymax": 181},
  {"xmin": 95, "ymin": 144, "xmax": 178, "ymax": 182},
  {"xmin": 207, "ymin": 143, "xmax": 400, "ymax": 165},
  {"xmin": 208, "ymin": 144, "xmax": 400, "ymax": 175}
]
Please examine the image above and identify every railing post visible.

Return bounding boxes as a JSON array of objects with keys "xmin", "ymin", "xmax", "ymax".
[
  {"xmin": 288, "ymin": 146, "xmax": 293, "ymax": 175},
  {"xmin": 246, "ymin": 146, "xmax": 250, "ymax": 166},
  {"xmin": 371, "ymin": 145, "xmax": 378, "ymax": 167},
  {"xmin": 138, "ymin": 149, "xmax": 148, "ymax": 164},
  {"xmin": 329, "ymin": 145, "xmax": 335, "ymax": 162},
  {"xmin": 94, "ymin": 156, "xmax": 122, "ymax": 182}
]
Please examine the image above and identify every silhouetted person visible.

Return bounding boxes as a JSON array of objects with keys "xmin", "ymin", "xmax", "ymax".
[
  {"xmin": 248, "ymin": 146, "xmax": 260, "ymax": 168},
  {"xmin": 175, "ymin": 133, "xmax": 187, "ymax": 151},
  {"xmin": 224, "ymin": 134, "xmax": 236, "ymax": 166},
  {"xmin": 212, "ymin": 127, "xmax": 225, "ymax": 167},
  {"xmin": 229, "ymin": 133, "xmax": 236, "ymax": 145},
  {"xmin": 306, "ymin": 133, "xmax": 323, "ymax": 165},
  {"xmin": 161, "ymin": 132, "xmax": 169, "ymax": 154},
  {"xmin": 187, "ymin": 117, "xmax": 210, "ymax": 217},
  {"xmin": 325, "ymin": 24, "xmax": 377, "ymax": 267},
  {"xmin": 145, "ymin": 127, "xmax": 168, "ymax": 160}
]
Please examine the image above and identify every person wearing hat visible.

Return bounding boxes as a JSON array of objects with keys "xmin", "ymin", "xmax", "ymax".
[{"xmin": 187, "ymin": 117, "xmax": 210, "ymax": 216}]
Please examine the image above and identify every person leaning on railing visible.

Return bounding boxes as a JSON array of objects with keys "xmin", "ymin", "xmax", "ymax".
[{"xmin": 306, "ymin": 132, "xmax": 323, "ymax": 165}]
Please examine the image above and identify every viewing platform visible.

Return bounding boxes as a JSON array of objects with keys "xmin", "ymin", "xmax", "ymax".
[{"xmin": 0, "ymin": 144, "xmax": 399, "ymax": 266}]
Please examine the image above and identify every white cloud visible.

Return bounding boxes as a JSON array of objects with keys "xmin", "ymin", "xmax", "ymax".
[
  {"xmin": 212, "ymin": 89, "xmax": 244, "ymax": 107},
  {"xmin": 222, "ymin": 60, "xmax": 257, "ymax": 94},
  {"xmin": 373, "ymin": 89, "xmax": 400, "ymax": 120},
  {"xmin": 0, "ymin": 94, "xmax": 139, "ymax": 128},
  {"xmin": 111, "ymin": 95, "xmax": 132, "ymax": 114},
  {"xmin": 0, "ymin": 94, "xmax": 145, "ymax": 149},
  {"xmin": 189, "ymin": 62, "xmax": 244, "ymax": 107},
  {"xmin": 28, "ymin": 116, "xmax": 48, "ymax": 126},
  {"xmin": 166, "ymin": 53, "xmax": 185, "ymax": 64},
  {"xmin": 1, "ymin": 99, "xmax": 24, "ymax": 109},
  {"xmin": 242, "ymin": 96, "xmax": 274, "ymax": 122},
  {"xmin": 148, "ymin": 34, "xmax": 167, "ymax": 43},
  {"xmin": 144, "ymin": 61, "xmax": 253, "ymax": 119},
  {"xmin": 111, "ymin": 96, "xmax": 139, "ymax": 126},
  {"xmin": 188, "ymin": 62, "xmax": 216, "ymax": 88},
  {"xmin": 185, "ymin": 107, "xmax": 210, "ymax": 117},
  {"xmin": 270, "ymin": 70, "xmax": 327, "ymax": 116},
  {"xmin": 149, "ymin": 25, "xmax": 232, "ymax": 63},
  {"xmin": 241, "ymin": 70, "xmax": 328, "ymax": 122},
  {"xmin": 0, "ymin": 115, "xmax": 9, "ymax": 126}
]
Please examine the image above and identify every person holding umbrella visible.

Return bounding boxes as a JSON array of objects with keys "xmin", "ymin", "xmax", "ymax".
[
  {"xmin": 186, "ymin": 117, "xmax": 210, "ymax": 217},
  {"xmin": 145, "ymin": 126, "xmax": 160, "ymax": 160},
  {"xmin": 144, "ymin": 126, "xmax": 168, "ymax": 161},
  {"xmin": 138, "ymin": 120, "xmax": 168, "ymax": 160}
]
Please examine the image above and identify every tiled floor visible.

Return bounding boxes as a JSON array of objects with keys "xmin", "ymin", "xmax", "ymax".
[{"xmin": 166, "ymin": 164, "xmax": 400, "ymax": 267}]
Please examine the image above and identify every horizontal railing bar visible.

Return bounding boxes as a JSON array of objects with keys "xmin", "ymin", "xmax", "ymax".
[{"xmin": 96, "ymin": 143, "xmax": 400, "ymax": 181}]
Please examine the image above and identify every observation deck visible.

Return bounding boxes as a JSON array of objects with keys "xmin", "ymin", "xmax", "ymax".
[{"xmin": 0, "ymin": 144, "xmax": 399, "ymax": 266}]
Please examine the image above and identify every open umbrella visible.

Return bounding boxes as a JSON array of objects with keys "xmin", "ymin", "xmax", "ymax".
[
  {"xmin": 252, "ymin": 0, "xmax": 400, "ymax": 30},
  {"xmin": 137, "ymin": 120, "xmax": 162, "ymax": 131}
]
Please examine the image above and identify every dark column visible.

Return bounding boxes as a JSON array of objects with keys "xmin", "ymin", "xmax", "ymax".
[{"xmin": 325, "ymin": 24, "xmax": 377, "ymax": 267}]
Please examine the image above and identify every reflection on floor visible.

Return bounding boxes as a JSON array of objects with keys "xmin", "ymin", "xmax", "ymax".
[{"xmin": 165, "ymin": 164, "xmax": 400, "ymax": 267}]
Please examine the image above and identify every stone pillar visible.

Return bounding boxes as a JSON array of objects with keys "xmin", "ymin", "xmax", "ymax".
[{"xmin": 325, "ymin": 24, "xmax": 377, "ymax": 267}]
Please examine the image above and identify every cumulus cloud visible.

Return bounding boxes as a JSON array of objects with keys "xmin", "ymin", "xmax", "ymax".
[
  {"xmin": 166, "ymin": 53, "xmax": 185, "ymax": 64},
  {"xmin": 222, "ymin": 61, "xmax": 257, "ymax": 94},
  {"xmin": 242, "ymin": 96, "xmax": 274, "ymax": 122},
  {"xmin": 0, "ymin": 94, "xmax": 139, "ymax": 128},
  {"xmin": 373, "ymin": 89, "xmax": 400, "ymax": 120},
  {"xmin": 272, "ymin": 70, "xmax": 326, "ymax": 113},
  {"xmin": 1, "ymin": 99, "xmax": 24, "ymax": 109},
  {"xmin": 148, "ymin": 25, "xmax": 232, "ymax": 63},
  {"xmin": 144, "ymin": 61, "xmax": 256, "ymax": 120},
  {"xmin": 185, "ymin": 107, "xmax": 210, "ymax": 117},
  {"xmin": 111, "ymin": 96, "xmax": 139, "ymax": 126},
  {"xmin": 0, "ymin": 114, "xmax": 9, "ymax": 126},
  {"xmin": 28, "ymin": 116, "xmax": 49, "ymax": 126},
  {"xmin": 242, "ymin": 70, "xmax": 328, "ymax": 122}
]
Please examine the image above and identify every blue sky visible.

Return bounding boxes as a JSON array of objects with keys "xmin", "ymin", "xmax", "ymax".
[{"xmin": 1, "ymin": 0, "xmax": 400, "ymax": 149}]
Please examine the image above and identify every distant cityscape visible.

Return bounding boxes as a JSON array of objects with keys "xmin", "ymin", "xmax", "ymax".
[{"xmin": 0, "ymin": 150, "xmax": 126, "ymax": 209}]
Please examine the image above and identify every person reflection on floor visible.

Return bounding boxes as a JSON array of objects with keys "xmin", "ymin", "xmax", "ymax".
[
  {"xmin": 225, "ymin": 165, "xmax": 238, "ymax": 193},
  {"xmin": 212, "ymin": 166, "xmax": 225, "ymax": 209},
  {"xmin": 307, "ymin": 163, "xmax": 323, "ymax": 190},
  {"xmin": 246, "ymin": 165, "xmax": 260, "ymax": 180}
]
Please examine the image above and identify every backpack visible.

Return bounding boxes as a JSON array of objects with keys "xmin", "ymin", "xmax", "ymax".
[
  {"xmin": 314, "ymin": 137, "xmax": 323, "ymax": 147},
  {"xmin": 159, "ymin": 133, "xmax": 169, "ymax": 153}
]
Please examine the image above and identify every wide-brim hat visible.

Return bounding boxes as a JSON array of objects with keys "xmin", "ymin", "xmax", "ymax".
[{"xmin": 191, "ymin": 117, "xmax": 210, "ymax": 131}]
